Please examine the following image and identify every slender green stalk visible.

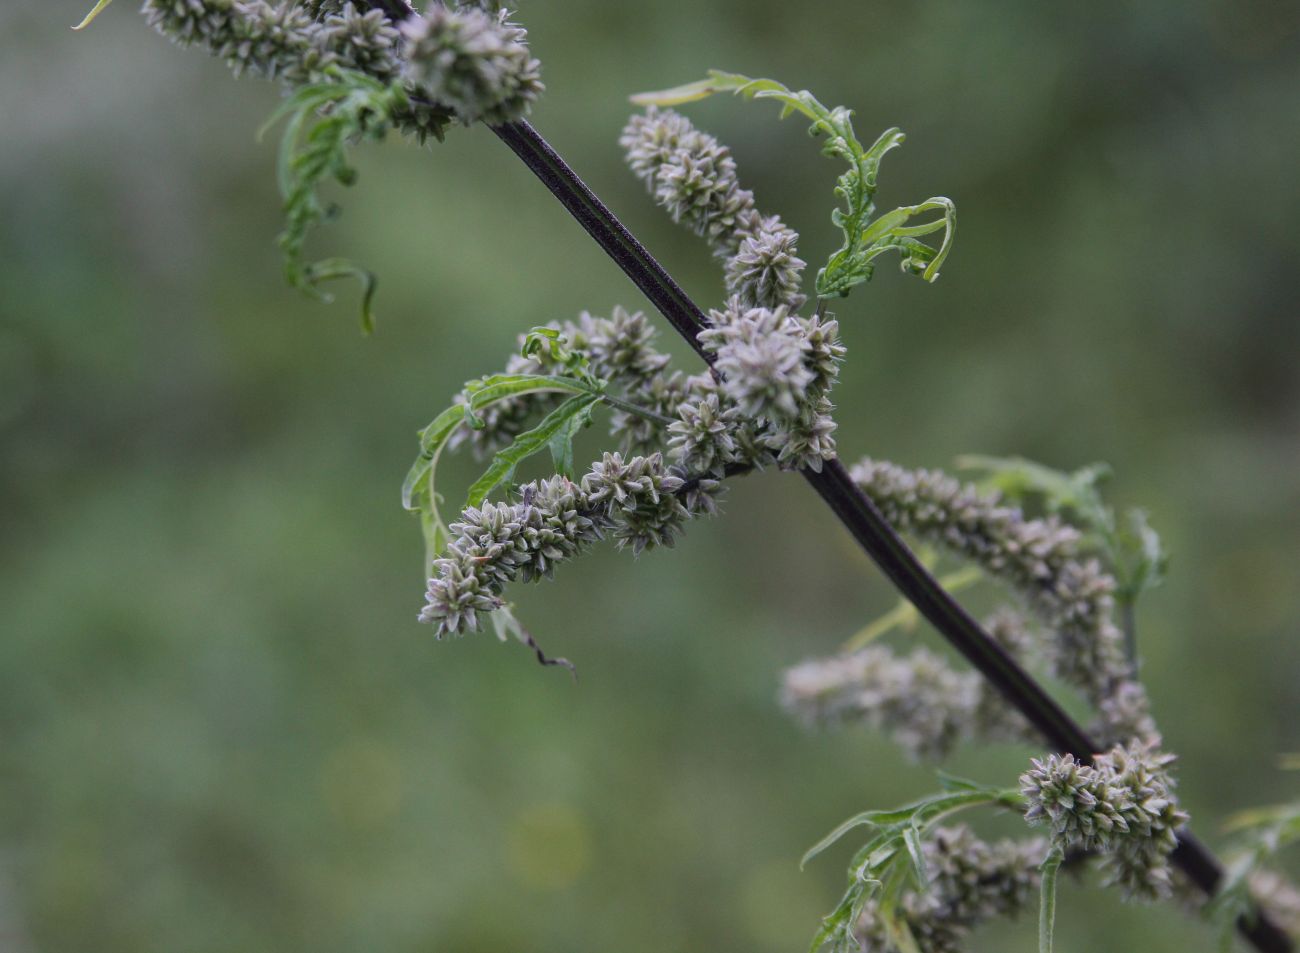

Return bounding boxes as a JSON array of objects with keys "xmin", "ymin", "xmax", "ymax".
[
  {"xmin": 1039, "ymin": 845, "xmax": 1065, "ymax": 953},
  {"xmin": 600, "ymin": 393, "xmax": 676, "ymax": 427}
]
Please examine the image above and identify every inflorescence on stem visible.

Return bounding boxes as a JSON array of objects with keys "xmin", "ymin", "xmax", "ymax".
[{"xmin": 86, "ymin": 4, "xmax": 1297, "ymax": 952}]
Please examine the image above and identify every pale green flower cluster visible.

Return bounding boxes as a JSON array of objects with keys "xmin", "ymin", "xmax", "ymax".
[
  {"xmin": 420, "ymin": 455, "xmax": 702, "ymax": 637},
  {"xmin": 849, "ymin": 457, "xmax": 1156, "ymax": 745},
  {"xmin": 856, "ymin": 825, "xmax": 1045, "ymax": 953},
  {"xmin": 399, "ymin": 5, "xmax": 542, "ymax": 125},
  {"xmin": 781, "ymin": 611, "xmax": 1035, "ymax": 761},
  {"xmin": 1020, "ymin": 742, "xmax": 1189, "ymax": 901},
  {"xmin": 141, "ymin": 1, "xmax": 541, "ymax": 135},
  {"xmin": 621, "ymin": 107, "xmax": 807, "ymax": 311}
]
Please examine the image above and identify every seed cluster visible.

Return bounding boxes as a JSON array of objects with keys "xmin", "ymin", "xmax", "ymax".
[
  {"xmin": 400, "ymin": 5, "xmax": 542, "ymax": 125},
  {"xmin": 420, "ymin": 454, "xmax": 703, "ymax": 637},
  {"xmin": 856, "ymin": 825, "xmax": 1045, "ymax": 953},
  {"xmin": 141, "ymin": 1, "xmax": 541, "ymax": 136},
  {"xmin": 849, "ymin": 457, "xmax": 1156, "ymax": 745},
  {"xmin": 621, "ymin": 107, "xmax": 807, "ymax": 310},
  {"xmin": 781, "ymin": 610, "xmax": 1035, "ymax": 761},
  {"xmin": 1020, "ymin": 742, "xmax": 1189, "ymax": 901}
]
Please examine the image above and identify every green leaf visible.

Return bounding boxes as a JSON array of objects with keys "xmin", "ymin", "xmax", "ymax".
[
  {"xmin": 71, "ymin": 0, "xmax": 114, "ymax": 29},
  {"xmin": 548, "ymin": 397, "xmax": 596, "ymax": 477},
  {"xmin": 956, "ymin": 454, "xmax": 1112, "ymax": 521},
  {"xmin": 802, "ymin": 786, "xmax": 1018, "ymax": 870},
  {"xmin": 902, "ymin": 824, "xmax": 929, "ymax": 889},
  {"xmin": 957, "ymin": 453, "xmax": 1168, "ymax": 614},
  {"xmin": 802, "ymin": 811, "xmax": 888, "ymax": 869},
  {"xmin": 464, "ymin": 394, "xmax": 602, "ymax": 509},
  {"xmin": 303, "ymin": 258, "xmax": 378, "ymax": 334},
  {"xmin": 634, "ymin": 70, "xmax": 954, "ymax": 302},
  {"xmin": 403, "ymin": 376, "xmax": 603, "ymax": 575},
  {"xmin": 465, "ymin": 373, "xmax": 597, "ymax": 418},
  {"xmin": 259, "ymin": 69, "xmax": 403, "ymax": 327},
  {"xmin": 1038, "ymin": 845, "xmax": 1064, "ymax": 953}
]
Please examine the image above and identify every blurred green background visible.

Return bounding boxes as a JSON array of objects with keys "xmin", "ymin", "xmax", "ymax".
[{"xmin": 2, "ymin": 1, "xmax": 1299, "ymax": 951}]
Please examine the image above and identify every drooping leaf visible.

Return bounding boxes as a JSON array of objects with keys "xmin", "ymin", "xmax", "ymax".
[
  {"xmin": 303, "ymin": 258, "xmax": 379, "ymax": 334},
  {"xmin": 259, "ymin": 68, "xmax": 408, "ymax": 328}
]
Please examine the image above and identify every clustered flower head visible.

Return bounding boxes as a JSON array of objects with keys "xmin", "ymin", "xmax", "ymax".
[
  {"xmin": 781, "ymin": 620, "xmax": 1035, "ymax": 762},
  {"xmin": 699, "ymin": 297, "xmax": 844, "ymax": 472},
  {"xmin": 141, "ymin": 1, "xmax": 541, "ymax": 137},
  {"xmin": 856, "ymin": 825, "xmax": 1045, "ymax": 953},
  {"xmin": 1020, "ymin": 741, "xmax": 1188, "ymax": 901},
  {"xmin": 144, "ymin": 0, "xmax": 399, "ymax": 83},
  {"xmin": 400, "ymin": 5, "xmax": 542, "ymax": 125},
  {"xmin": 849, "ymin": 457, "xmax": 1156, "ymax": 745},
  {"xmin": 420, "ymin": 454, "xmax": 698, "ymax": 637},
  {"xmin": 621, "ymin": 107, "xmax": 807, "ymax": 310}
]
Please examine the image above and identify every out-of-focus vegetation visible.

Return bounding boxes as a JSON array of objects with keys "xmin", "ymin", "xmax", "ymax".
[{"xmin": 2, "ymin": 2, "xmax": 1298, "ymax": 951}]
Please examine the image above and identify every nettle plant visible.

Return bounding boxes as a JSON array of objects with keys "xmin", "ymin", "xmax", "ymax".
[{"xmin": 82, "ymin": 2, "xmax": 1299, "ymax": 951}]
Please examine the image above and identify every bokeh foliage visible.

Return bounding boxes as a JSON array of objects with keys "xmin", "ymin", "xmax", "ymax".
[{"xmin": 1, "ymin": 1, "xmax": 1299, "ymax": 951}]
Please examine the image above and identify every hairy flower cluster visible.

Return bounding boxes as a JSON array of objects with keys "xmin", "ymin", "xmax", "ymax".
[
  {"xmin": 142, "ymin": 1, "xmax": 545, "ymax": 141},
  {"xmin": 698, "ymin": 298, "xmax": 843, "ymax": 472},
  {"xmin": 849, "ymin": 457, "xmax": 1156, "ymax": 744},
  {"xmin": 621, "ymin": 107, "xmax": 806, "ymax": 310},
  {"xmin": 783, "ymin": 646, "xmax": 977, "ymax": 761},
  {"xmin": 856, "ymin": 826, "xmax": 1044, "ymax": 953},
  {"xmin": 144, "ymin": 0, "xmax": 401, "ymax": 84},
  {"xmin": 420, "ymin": 454, "xmax": 696, "ymax": 636},
  {"xmin": 1020, "ymin": 742, "xmax": 1188, "ymax": 901},
  {"xmin": 318, "ymin": 6, "xmax": 402, "ymax": 82},
  {"xmin": 781, "ymin": 617, "xmax": 1034, "ymax": 761},
  {"xmin": 400, "ymin": 6, "xmax": 543, "ymax": 125}
]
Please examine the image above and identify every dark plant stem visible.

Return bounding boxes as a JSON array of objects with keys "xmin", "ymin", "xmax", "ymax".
[
  {"xmin": 486, "ymin": 116, "xmax": 1293, "ymax": 953},
  {"xmin": 359, "ymin": 4, "xmax": 1291, "ymax": 950}
]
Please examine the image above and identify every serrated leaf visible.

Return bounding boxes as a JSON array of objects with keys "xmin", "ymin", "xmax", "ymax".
[
  {"xmin": 464, "ymin": 394, "xmax": 602, "ymax": 509},
  {"xmin": 259, "ymin": 69, "xmax": 401, "ymax": 326},
  {"xmin": 633, "ymin": 71, "xmax": 952, "ymax": 304}
]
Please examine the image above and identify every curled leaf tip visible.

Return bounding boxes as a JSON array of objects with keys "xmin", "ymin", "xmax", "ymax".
[{"xmin": 72, "ymin": 0, "xmax": 115, "ymax": 30}]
